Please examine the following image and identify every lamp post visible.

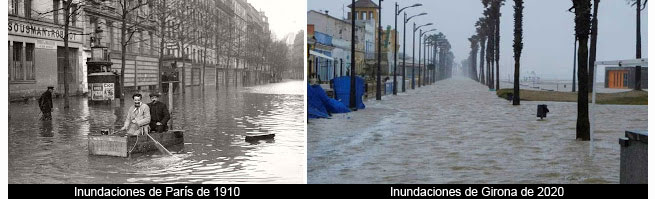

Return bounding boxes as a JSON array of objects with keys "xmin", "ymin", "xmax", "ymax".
[
  {"xmin": 376, "ymin": 0, "xmax": 383, "ymax": 100},
  {"xmin": 413, "ymin": 22, "xmax": 432, "ymax": 89},
  {"xmin": 419, "ymin": 29, "xmax": 436, "ymax": 87},
  {"xmin": 350, "ymin": 0, "xmax": 356, "ymax": 110},
  {"xmin": 394, "ymin": 3, "xmax": 422, "ymax": 95},
  {"xmin": 403, "ymin": 12, "xmax": 426, "ymax": 92}
]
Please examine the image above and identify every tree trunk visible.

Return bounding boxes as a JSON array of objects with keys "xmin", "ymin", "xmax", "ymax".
[
  {"xmin": 473, "ymin": 49, "xmax": 478, "ymax": 82},
  {"xmin": 513, "ymin": 0, "xmax": 523, "ymax": 105},
  {"xmin": 572, "ymin": 37, "xmax": 577, "ymax": 92},
  {"xmin": 120, "ymin": 0, "xmax": 127, "ymax": 99},
  {"xmin": 62, "ymin": 0, "xmax": 71, "ymax": 108},
  {"xmin": 495, "ymin": 13, "xmax": 500, "ymax": 91},
  {"xmin": 487, "ymin": 33, "xmax": 493, "ymax": 89},
  {"xmin": 588, "ymin": 0, "xmax": 600, "ymax": 92},
  {"xmin": 479, "ymin": 37, "xmax": 486, "ymax": 84},
  {"xmin": 202, "ymin": 36, "xmax": 208, "ymax": 90},
  {"xmin": 215, "ymin": 29, "xmax": 220, "ymax": 89},
  {"xmin": 573, "ymin": 0, "xmax": 591, "ymax": 141},
  {"xmin": 157, "ymin": 0, "xmax": 167, "ymax": 93},
  {"xmin": 635, "ymin": 0, "xmax": 642, "ymax": 90}
]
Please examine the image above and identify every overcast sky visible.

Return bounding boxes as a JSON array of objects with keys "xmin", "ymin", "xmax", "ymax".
[
  {"xmin": 308, "ymin": 0, "xmax": 648, "ymax": 81},
  {"xmin": 248, "ymin": 0, "xmax": 306, "ymax": 43}
]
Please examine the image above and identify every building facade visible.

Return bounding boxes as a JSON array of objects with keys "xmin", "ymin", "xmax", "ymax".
[
  {"xmin": 605, "ymin": 66, "xmax": 648, "ymax": 89},
  {"xmin": 9, "ymin": 0, "xmax": 272, "ymax": 99},
  {"xmin": 308, "ymin": 10, "xmax": 366, "ymax": 81},
  {"xmin": 9, "ymin": 0, "xmax": 85, "ymax": 99}
]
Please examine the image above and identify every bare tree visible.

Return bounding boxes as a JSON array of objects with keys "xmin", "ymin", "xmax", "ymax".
[
  {"xmin": 150, "ymin": 0, "xmax": 182, "ymax": 92},
  {"xmin": 34, "ymin": 0, "xmax": 88, "ymax": 108},
  {"xmin": 98, "ymin": 0, "xmax": 151, "ymax": 99}
]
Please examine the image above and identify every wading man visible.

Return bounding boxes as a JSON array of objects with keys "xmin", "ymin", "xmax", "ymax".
[
  {"xmin": 38, "ymin": 86, "xmax": 54, "ymax": 120},
  {"xmin": 148, "ymin": 93, "xmax": 170, "ymax": 133},
  {"xmin": 120, "ymin": 93, "xmax": 151, "ymax": 135}
]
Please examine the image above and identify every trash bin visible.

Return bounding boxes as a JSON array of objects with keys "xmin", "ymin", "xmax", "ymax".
[
  {"xmin": 537, "ymin": 104, "xmax": 549, "ymax": 119},
  {"xmin": 619, "ymin": 130, "xmax": 648, "ymax": 184}
]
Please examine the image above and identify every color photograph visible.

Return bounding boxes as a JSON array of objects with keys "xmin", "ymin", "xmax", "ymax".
[{"xmin": 307, "ymin": 0, "xmax": 648, "ymax": 184}]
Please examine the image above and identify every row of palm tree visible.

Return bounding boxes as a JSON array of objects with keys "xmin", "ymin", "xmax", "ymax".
[
  {"xmin": 465, "ymin": 0, "xmax": 646, "ymax": 140},
  {"xmin": 425, "ymin": 33, "xmax": 455, "ymax": 82},
  {"xmin": 467, "ymin": 0, "xmax": 505, "ymax": 91}
]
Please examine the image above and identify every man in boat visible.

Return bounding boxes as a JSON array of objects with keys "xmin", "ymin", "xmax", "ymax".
[
  {"xmin": 148, "ymin": 93, "xmax": 170, "ymax": 133},
  {"xmin": 120, "ymin": 93, "xmax": 151, "ymax": 135},
  {"xmin": 38, "ymin": 86, "xmax": 54, "ymax": 120}
]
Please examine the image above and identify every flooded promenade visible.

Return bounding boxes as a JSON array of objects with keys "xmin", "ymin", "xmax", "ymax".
[
  {"xmin": 9, "ymin": 80, "xmax": 305, "ymax": 184},
  {"xmin": 308, "ymin": 77, "xmax": 647, "ymax": 183}
]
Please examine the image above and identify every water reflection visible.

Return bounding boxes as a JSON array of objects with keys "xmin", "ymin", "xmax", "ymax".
[{"xmin": 9, "ymin": 80, "xmax": 305, "ymax": 184}]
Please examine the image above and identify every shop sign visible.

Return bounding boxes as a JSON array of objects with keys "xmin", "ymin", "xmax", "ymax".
[{"xmin": 8, "ymin": 20, "xmax": 82, "ymax": 42}]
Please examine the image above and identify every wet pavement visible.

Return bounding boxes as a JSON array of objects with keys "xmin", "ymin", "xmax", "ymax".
[
  {"xmin": 308, "ymin": 77, "xmax": 647, "ymax": 184},
  {"xmin": 9, "ymin": 80, "xmax": 305, "ymax": 184}
]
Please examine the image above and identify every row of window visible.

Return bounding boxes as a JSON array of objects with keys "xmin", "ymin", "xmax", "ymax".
[
  {"xmin": 9, "ymin": 0, "xmax": 78, "ymax": 27},
  {"xmin": 9, "ymin": 41, "xmax": 78, "ymax": 83},
  {"xmin": 9, "ymin": 41, "xmax": 35, "ymax": 81},
  {"xmin": 349, "ymin": 11, "xmax": 375, "ymax": 21}
]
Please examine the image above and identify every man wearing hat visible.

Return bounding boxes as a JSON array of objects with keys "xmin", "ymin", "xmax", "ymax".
[
  {"xmin": 38, "ymin": 86, "xmax": 54, "ymax": 120},
  {"xmin": 148, "ymin": 92, "xmax": 170, "ymax": 133}
]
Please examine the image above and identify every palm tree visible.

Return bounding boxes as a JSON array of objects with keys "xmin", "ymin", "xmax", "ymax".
[
  {"xmin": 588, "ymin": 0, "xmax": 600, "ymax": 92},
  {"xmin": 629, "ymin": 0, "xmax": 647, "ymax": 90},
  {"xmin": 469, "ymin": 35, "xmax": 480, "ymax": 81},
  {"xmin": 476, "ymin": 19, "xmax": 487, "ymax": 84},
  {"xmin": 512, "ymin": 0, "xmax": 523, "ymax": 105},
  {"xmin": 485, "ymin": 12, "xmax": 494, "ymax": 89},
  {"xmin": 494, "ymin": 0, "xmax": 506, "ymax": 91},
  {"xmin": 570, "ymin": 0, "xmax": 592, "ymax": 141}
]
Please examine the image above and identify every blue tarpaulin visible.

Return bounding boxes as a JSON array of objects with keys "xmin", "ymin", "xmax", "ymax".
[
  {"xmin": 333, "ymin": 76, "xmax": 366, "ymax": 110},
  {"xmin": 307, "ymin": 84, "xmax": 350, "ymax": 119}
]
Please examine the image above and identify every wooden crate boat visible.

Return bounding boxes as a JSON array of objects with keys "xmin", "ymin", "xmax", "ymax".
[{"xmin": 88, "ymin": 130, "xmax": 184, "ymax": 157}]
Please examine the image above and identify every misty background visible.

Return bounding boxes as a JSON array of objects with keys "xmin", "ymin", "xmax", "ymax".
[
  {"xmin": 250, "ymin": 0, "xmax": 306, "ymax": 43},
  {"xmin": 308, "ymin": 0, "xmax": 648, "ymax": 81}
]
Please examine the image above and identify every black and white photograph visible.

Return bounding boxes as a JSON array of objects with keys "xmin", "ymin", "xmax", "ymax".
[{"xmin": 7, "ymin": 0, "xmax": 306, "ymax": 184}]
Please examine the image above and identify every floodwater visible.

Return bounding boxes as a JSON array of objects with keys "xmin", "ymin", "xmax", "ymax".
[
  {"xmin": 9, "ymin": 80, "xmax": 305, "ymax": 184},
  {"xmin": 308, "ymin": 77, "xmax": 647, "ymax": 183}
]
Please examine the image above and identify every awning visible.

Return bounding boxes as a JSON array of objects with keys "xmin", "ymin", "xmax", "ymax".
[{"xmin": 309, "ymin": 50, "xmax": 334, "ymax": 61}]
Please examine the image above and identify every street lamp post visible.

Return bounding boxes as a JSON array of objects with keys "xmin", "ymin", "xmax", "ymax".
[
  {"xmin": 418, "ymin": 28, "xmax": 422, "ymax": 88},
  {"xmin": 425, "ymin": 41, "xmax": 430, "ymax": 85},
  {"xmin": 376, "ymin": 0, "xmax": 383, "ymax": 100},
  {"xmin": 350, "ymin": 0, "xmax": 356, "ymax": 110},
  {"xmin": 403, "ymin": 12, "xmax": 426, "ymax": 92},
  {"xmin": 413, "ymin": 22, "xmax": 432, "ymax": 89},
  {"xmin": 394, "ymin": 3, "xmax": 422, "ymax": 95}
]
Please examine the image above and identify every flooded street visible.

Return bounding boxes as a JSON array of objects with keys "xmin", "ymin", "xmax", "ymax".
[
  {"xmin": 308, "ymin": 77, "xmax": 647, "ymax": 184},
  {"xmin": 9, "ymin": 80, "xmax": 305, "ymax": 184}
]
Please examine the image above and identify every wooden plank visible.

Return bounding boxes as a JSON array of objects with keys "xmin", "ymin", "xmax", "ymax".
[{"xmin": 245, "ymin": 132, "xmax": 275, "ymax": 142}]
